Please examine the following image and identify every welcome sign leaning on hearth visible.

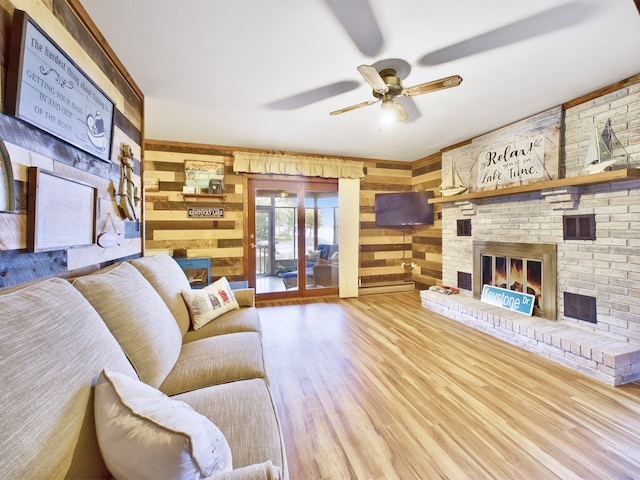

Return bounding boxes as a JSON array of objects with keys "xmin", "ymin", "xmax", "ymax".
[{"xmin": 469, "ymin": 106, "xmax": 562, "ymax": 192}]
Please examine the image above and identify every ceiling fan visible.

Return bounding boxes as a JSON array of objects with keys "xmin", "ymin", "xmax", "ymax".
[
  {"xmin": 329, "ymin": 64, "xmax": 462, "ymax": 122},
  {"xmin": 267, "ymin": 2, "xmax": 591, "ymax": 114}
]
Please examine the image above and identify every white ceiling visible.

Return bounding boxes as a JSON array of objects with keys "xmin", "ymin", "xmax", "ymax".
[{"xmin": 78, "ymin": 0, "xmax": 640, "ymax": 162}]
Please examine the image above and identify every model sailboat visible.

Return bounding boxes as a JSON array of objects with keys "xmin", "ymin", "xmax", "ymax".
[
  {"xmin": 440, "ymin": 161, "xmax": 467, "ymax": 197},
  {"xmin": 583, "ymin": 118, "xmax": 617, "ymax": 174}
]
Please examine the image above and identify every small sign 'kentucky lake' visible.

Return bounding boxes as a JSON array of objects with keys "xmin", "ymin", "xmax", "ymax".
[
  {"xmin": 188, "ymin": 207, "xmax": 224, "ymax": 218},
  {"xmin": 475, "ymin": 133, "xmax": 546, "ymax": 190},
  {"xmin": 481, "ymin": 284, "xmax": 535, "ymax": 316}
]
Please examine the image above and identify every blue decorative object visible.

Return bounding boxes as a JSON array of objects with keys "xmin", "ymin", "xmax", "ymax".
[{"xmin": 481, "ymin": 284, "xmax": 535, "ymax": 316}]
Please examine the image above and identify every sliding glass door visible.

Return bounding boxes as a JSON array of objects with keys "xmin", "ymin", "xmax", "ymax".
[{"xmin": 247, "ymin": 178, "xmax": 338, "ymax": 298}]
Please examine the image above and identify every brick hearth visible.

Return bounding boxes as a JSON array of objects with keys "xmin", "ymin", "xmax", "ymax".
[{"xmin": 421, "ymin": 290, "xmax": 640, "ymax": 386}]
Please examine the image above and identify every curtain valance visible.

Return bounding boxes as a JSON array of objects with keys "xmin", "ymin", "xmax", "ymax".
[{"xmin": 233, "ymin": 152, "xmax": 365, "ymax": 179}]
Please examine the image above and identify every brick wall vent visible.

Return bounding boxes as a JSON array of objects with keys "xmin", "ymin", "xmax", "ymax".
[
  {"xmin": 457, "ymin": 271, "xmax": 472, "ymax": 291},
  {"xmin": 564, "ymin": 292, "xmax": 597, "ymax": 323},
  {"xmin": 563, "ymin": 214, "xmax": 596, "ymax": 240}
]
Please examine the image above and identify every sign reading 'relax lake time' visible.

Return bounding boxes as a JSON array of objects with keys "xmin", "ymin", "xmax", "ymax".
[
  {"xmin": 469, "ymin": 106, "xmax": 561, "ymax": 192},
  {"xmin": 475, "ymin": 133, "xmax": 546, "ymax": 188},
  {"xmin": 4, "ymin": 10, "xmax": 115, "ymax": 162}
]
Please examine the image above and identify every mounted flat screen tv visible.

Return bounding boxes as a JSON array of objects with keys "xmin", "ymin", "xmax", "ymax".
[{"xmin": 375, "ymin": 191, "xmax": 434, "ymax": 227}]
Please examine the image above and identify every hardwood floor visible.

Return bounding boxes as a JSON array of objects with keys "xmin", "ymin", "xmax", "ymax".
[{"xmin": 258, "ymin": 291, "xmax": 640, "ymax": 480}]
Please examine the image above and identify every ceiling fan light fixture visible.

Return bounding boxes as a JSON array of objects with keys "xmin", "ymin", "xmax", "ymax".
[
  {"xmin": 380, "ymin": 99, "xmax": 408, "ymax": 124},
  {"xmin": 380, "ymin": 99, "xmax": 398, "ymax": 125}
]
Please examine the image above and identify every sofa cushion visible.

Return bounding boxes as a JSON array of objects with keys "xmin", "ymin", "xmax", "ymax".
[
  {"xmin": 73, "ymin": 262, "xmax": 183, "ymax": 388},
  {"xmin": 0, "ymin": 278, "xmax": 137, "ymax": 480},
  {"xmin": 173, "ymin": 378, "xmax": 287, "ymax": 479},
  {"xmin": 182, "ymin": 277, "xmax": 239, "ymax": 330},
  {"xmin": 95, "ymin": 369, "xmax": 232, "ymax": 479},
  {"xmin": 183, "ymin": 306, "xmax": 262, "ymax": 343},
  {"xmin": 161, "ymin": 332, "xmax": 266, "ymax": 396},
  {"xmin": 130, "ymin": 254, "xmax": 192, "ymax": 336}
]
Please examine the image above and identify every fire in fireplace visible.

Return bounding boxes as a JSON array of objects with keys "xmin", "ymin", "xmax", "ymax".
[
  {"xmin": 473, "ymin": 242, "xmax": 557, "ymax": 320},
  {"xmin": 481, "ymin": 255, "xmax": 542, "ymax": 306}
]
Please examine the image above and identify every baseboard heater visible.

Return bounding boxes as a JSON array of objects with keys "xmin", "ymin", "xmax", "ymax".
[{"xmin": 358, "ymin": 281, "xmax": 415, "ymax": 296}]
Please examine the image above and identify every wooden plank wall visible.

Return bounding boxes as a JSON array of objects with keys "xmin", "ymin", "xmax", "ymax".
[
  {"xmin": 411, "ymin": 152, "xmax": 443, "ymax": 289},
  {"xmin": 143, "ymin": 142, "xmax": 441, "ymax": 289},
  {"xmin": 359, "ymin": 159, "xmax": 415, "ymax": 287},
  {"xmin": 143, "ymin": 141, "xmax": 245, "ymax": 282},
  {"xmin": 0, "ymin": 0, "xmax": 144, "ymax": 288},
  {"xmin": 359, "ymin": 155, "xmax": 444, "ymax": 289}
]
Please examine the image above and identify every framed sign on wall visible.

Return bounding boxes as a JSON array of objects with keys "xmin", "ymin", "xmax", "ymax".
[
  {"xmin": 469, "ymin": 106, "xmax": 562, "ymax": 193},
  {"xmin": 184, "ymin": 160, "xmax": 225, "ymax": 194},
  {"xmin": 4, "ymin": 10, "xmax": 115, "ymax": 162},
  {"xmin": 27, "ymin": 167, "xmax": 97, "ymax": 252}
]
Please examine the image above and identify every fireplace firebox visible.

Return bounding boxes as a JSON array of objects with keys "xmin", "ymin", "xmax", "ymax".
[{"xmin": 473, "ymin": 242, "xmax": 557, "ymax": 320}]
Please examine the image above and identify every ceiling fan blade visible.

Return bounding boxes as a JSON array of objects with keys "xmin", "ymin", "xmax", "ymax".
[
  {"xmin": 322, "ymin": 0, "xmax": 384, "ymax": 56},
  {"xmin": 357, "ymin": 65, "xmax": 388, "ymax": 95},
  {"xmin": 330, "ymin": 99, "xmax": 379, "ymax": 116},
  {"xmin": 418, "ymin": 2, "xmax": 592, "ymax": 65},
  {"xmin": 403, "ymin": 75, "xmax": 462, "ymax": 97},
  {"xmin": 266, "ymin": 80, "xmax": 360, "ymax": 110}
]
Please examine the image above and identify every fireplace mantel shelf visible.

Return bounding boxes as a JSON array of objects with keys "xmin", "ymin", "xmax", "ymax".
[{"xmin": 429, "ymin": 168, "xmax": 640, "ymax": 204}]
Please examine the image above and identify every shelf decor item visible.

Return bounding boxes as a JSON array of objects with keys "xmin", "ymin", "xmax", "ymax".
[
  {"xmin": 4, "ymin": 10, "xmax": 115, "ymax": 162},
  {"xmin": 117, "ymin": 143, "xmax": 140, "ymax": 221}
]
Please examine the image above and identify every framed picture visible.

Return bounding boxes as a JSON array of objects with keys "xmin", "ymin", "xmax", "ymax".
[
  {"xmin": 184, "ymin": 160, "xmax": 225, "ymax": 194},
  {"xmin": 4, "ymin": 10, "xmax": 115, "ymax": 162},
  {"xmin": 27, "ymin": 167, "xmax": 97, "ymax": 252}
]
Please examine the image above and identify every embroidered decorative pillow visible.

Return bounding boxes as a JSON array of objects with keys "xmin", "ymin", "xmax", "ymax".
[
  {"xmin": 94, "ymin": 369, "xmax": 232, "ymax": 480},
  {"xmin": 181, "ymin": 277, "xmax": 240, "ymax": 330}
]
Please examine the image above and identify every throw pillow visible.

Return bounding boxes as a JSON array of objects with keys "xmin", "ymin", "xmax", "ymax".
[
  {"xmin": 94, "ymin": 369, "xmax": 232, "ymax": 480},
  {"xmin": 182, "ymin": 277, "xmax": 240, "ymax": 330},
  {"xmin": 307, "ymin": 249, "xmax": 322, "ymax": 262}
]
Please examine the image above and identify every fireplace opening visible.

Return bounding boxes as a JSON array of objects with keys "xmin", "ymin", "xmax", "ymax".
[
  {"xmin": 481, "ymin": 255, "xmax": 543, "ymax": 307},
  {"xmin": 473, "ymin": 242, "xmax": 557, "ymax": 320}
]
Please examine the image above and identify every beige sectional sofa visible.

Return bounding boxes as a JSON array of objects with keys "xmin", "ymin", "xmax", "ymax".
[{"xmin": 0, "ymin": 254, "xmax": 287, "ymax": 480}]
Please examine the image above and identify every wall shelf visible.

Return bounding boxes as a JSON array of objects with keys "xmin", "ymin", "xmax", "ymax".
[
  {"xmin": 429, "ymin": 168, "xmax": 640, "ymax": 204},
  {"xmin": 182, "ymin": 193, "xmax": 225, "ymax": 200}
]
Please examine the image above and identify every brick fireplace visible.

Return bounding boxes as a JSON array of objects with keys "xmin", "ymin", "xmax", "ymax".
[
  {"xmin": 419, "ymin": 81, "xmax": 640, "ymax": 385},
  {"xmin": 421, "ymin": 177, "xmax": 640, "ymax": 386}
]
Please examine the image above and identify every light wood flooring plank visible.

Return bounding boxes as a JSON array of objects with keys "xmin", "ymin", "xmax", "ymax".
[{"xmin": 258, "ymin": 292, "xmax": 640, "ymax": 480}]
